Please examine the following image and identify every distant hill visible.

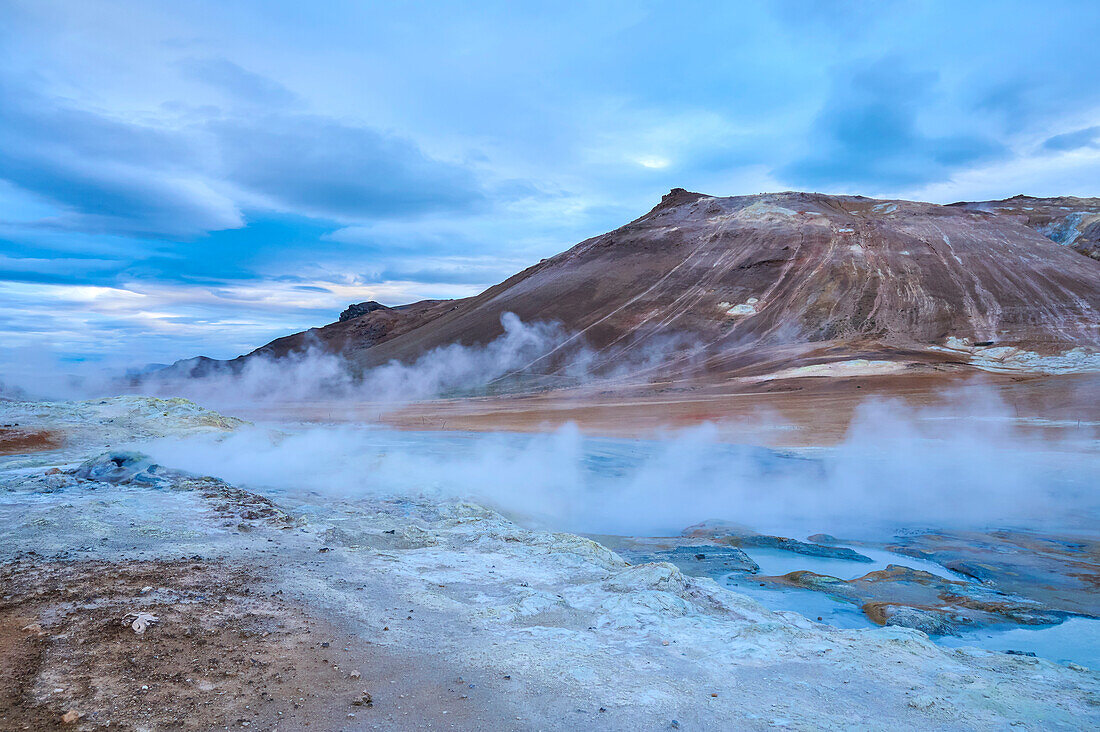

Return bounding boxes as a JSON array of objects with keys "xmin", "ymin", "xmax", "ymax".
[{"xmin": 155, "ymin": 189, "xmax": 1100, "ymax": 387}]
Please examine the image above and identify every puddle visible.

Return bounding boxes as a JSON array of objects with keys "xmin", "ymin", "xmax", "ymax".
[
  {"xmin": 942, "ymin": 617, "xmax": 1100, "ymax": 669},
  {"xmin": 741, "ymin": 545, "xmax": 964, "ymax": 581},
  {"xmin": 723, "ymin": 574, "xmax": 876, "ymax": 629}
]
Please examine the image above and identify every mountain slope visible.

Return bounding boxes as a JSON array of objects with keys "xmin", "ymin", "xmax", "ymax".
[
  {"xmin": 952, "ymin": 195, "xmax": 1100, "ymax": 261},
  {"xmin": 164, "ymin": 189, "xmax": 1100, "ymax": 385}
]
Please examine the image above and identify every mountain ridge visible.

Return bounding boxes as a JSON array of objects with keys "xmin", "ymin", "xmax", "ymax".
[{"xmin": 153, "ymin": 189, "xmax": 1100, "ymax": 386}]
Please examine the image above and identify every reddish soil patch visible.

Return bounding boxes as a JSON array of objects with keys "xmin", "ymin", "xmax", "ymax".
[{"xmin": 0, "ymin": 429, "xmax": 60, "ymax": 455}]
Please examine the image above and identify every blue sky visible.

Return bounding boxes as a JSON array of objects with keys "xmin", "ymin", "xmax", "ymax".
[{"xmin": 2, "ymin": 0, "xmax": 1099, "ymax": 376}]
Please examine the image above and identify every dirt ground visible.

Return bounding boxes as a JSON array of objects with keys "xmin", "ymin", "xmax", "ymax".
[
  {"xmin": 236, "ymin": 371, "xmax": 1100, "ymax": 447},
  {"xmin": 0, "ymin": 555, "xmax": 492, "ymax": 731}
]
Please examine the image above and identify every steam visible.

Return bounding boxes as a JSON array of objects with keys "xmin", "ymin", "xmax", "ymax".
[
  {"xmin": 10, "ymin": 310, "xmax": 1097, "ymax": 540},
  {"xmin": 109, "ymin": 312, "xmax": 704, "ymax": 411},
  {"xmin": 141, "ymin": 385, "xmax": 1100, "ymax": 540},
  {"xmin": 4, "ymin": 313, "xmax": 583, "ymax": 405}
]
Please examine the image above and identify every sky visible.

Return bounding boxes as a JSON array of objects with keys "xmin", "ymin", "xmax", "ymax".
[{"xmin": 1, "ymin": 0, "xmax": 1099, "ymax": 378}]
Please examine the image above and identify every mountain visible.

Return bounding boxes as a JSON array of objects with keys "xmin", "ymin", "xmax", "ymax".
[
  {"xmin": 159, "ymin": 189, "xmax": 1100, "ymax": 386},
  {"xmin": 950, "ymin": 195, "xmax": 1100, "ymax": 261}
]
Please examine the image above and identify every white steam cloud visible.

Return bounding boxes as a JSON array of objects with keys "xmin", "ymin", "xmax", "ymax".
[
  {"xmin": 141, "ymin": 385, "xmax": 1100, "ymax": 540},
  {"xmin": 4, "ymin": 313, "xmax": 586, "ymax": 405},
  {"xmin": 116, "ymin": 312, "xmax": 705, "ymax": 411}
]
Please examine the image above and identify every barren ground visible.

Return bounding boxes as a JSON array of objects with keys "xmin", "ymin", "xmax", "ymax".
[
  {"xmin": 233, "ymin": 372, "xmax": 1100, "ymax": 448},
  {"xmin": 2, "ymin": 395, "xmax": 1098, "ymax": 731}
]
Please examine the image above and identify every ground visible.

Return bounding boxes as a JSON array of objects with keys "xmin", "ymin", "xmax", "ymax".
[{"xmin": 1, "ymin": 396, "xmax": 1098, "ymax": 730}]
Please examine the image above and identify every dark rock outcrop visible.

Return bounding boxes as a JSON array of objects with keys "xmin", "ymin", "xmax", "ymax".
[{"xmin": 339, "ymin": 301, "xmax": 391, "ymax": 322}]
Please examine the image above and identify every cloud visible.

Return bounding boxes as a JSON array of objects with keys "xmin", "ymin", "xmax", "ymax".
[
  {"xmin": 0, "ymin": 80, "xmax": 243, "ymax": 237},
  {"xmin": 781, "ymin": 59, "xmax": 1005, "ymax": 190},
  {"xmin": 180, "ymin": 57, "xmax": 301, "ymax": 108},
  {"xmin": 208, "ymin": 114, "xmax": 485, "ymax": 220},
  {"xmin": 0, "ymin": 67, "xmax": 489, "ymax": 240},
  {"xmin": 1043, "ymin": 126, "xmax": 1100, "ymax": 152}
]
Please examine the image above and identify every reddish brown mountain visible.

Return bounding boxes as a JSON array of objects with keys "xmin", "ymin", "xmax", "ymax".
[{"xmin": 162, "ymin": 190, "xmax": 1100, "ymax": 385}]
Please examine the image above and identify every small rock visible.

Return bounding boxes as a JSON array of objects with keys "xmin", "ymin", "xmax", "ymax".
[
  {"xmin": 123, "ymin": 611, "xmax": 159, "ymax": 635},
  {"xmin": 21, "ymin": 622, "xmax": 45, "ymax": 636},
  {"xmin": 61, "ymin": 710, "xmax": 82, "ymax": 724},
  {"xmin": 351, "ymin": 692, "xmax": 373, "ymax": 707},
  {"xmin": 671, "ymin": 722, "xmax": 681, "ymax": 730},
  {"xmin": 349, "ymin": 670, "xmax": 361, "ymax": 679},
  {"xmin": 140, "ymin": 585, "xmax": 153, "ymax": 594}
]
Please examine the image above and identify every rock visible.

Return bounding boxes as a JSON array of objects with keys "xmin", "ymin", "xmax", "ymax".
[
  {"xmin": 339, "ymin": 301, "xmax": 390, "ymax": 322},
  {"xmin": 73, "ymin": 451, "xmax": 176, "ymax": 488},
  {"xmin": 879, "ymin": 606, "xmax": 958, "ymax": 635},
  {"xmin": 682, "ymin": 521, "xmax": 874, "ymax": 562},
  {"xmin": 763, "ymin": 565, "xmax": 1062, "ymax": 633},
  {"xmin": 322, "ymin": 524, "xmax": 439, "ymax": 551},
  {"xmin": 61, "ymin": 710, "xmax": 82, "ymax": 724},
  {"xmin": 606, "ymin": 563, "xmax": 690, "ymax": 595},
  {"xmin": 351, "ymin": 692, "xmax": 373, "ymax": 707},
  {"xmin": 621, "ymin": 545, "xmax": 759, "ymax": 576},
  {"xmin": 123, "ymin": 611, "xmax": 160, "ymax": 634},
  {"xmin": 886, "ymin": 529, "xmax": 1100, "ymax": 618}
]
